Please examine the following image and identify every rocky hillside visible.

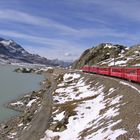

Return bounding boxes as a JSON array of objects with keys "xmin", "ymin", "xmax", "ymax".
[
  {"xmin": 0, "ymin": 38, "xmax": 70, "ymax": 67},
  {"xmin": 41, "ymin": 70, "xmax": 140, "ymax": 140},
  {"xmin": 73, "ymin": 43, "xmax": 140, "ymax": 68}
]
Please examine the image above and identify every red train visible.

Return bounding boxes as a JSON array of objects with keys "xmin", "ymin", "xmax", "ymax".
[{"xmin": 81, "ymin": 66, "xmax": 140, "ymax": 83}]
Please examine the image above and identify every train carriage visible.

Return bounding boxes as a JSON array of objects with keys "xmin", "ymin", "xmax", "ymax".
[
  {"xmin": 81, "ymin": 66, "xmax": 140, "ymax": 84},
  {"xmin": 124, "ymin": 68, "xmax": 140, "ymax": 82},
  {"xmin": 89, "ymin": 66, "xmax": 99, "ymax": 73},
  {"xmin": 81, "ymin": 66, "xmax": 90, "ymax": 72},
  {"xmin": 110, "ymin": 67, "xmax": 125, "ymax": 78},
  {"xmin": 98, "ymin": 67, "xmax": 110, "ymax": 76}
]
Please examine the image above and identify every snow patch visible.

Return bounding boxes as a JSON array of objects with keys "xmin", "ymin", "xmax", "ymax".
[
  {"xmin": 63, "ymin": 73, "xmax": 80, "ymax": 82},
  {"xmin": 104, "ymin": 44, "xmax": 114, "ymax": 49},
  {"xmin": 7, "ymin": 132, "xmax": 17, "ymax": 139},
  {"xmin": 137, "ymin": 124, "xmax": 140, "ymax": 133},
  {"xmin": 134, "ymin": 64, "xmax": 140, "ymax": 66},
  {"xmin": 110, "ymin": 95, "xmax": 123, "ymax": 106},
  {"xmin": 10, "ymin": 101, "xmax": 24, "ymax": 106},
  {"xmin": 54, "ymin": 111, "xmax": 65, "ymax": 121},
  {"xmin": 108, "ymin": 88, "xmax": 116, "ymax": 95},
  {"xmin": 54, "ymin": 78, "xmax": 104, "ymax": 104},
  {"xmin": 120, "ymin": 81, "xmax": 140, "ymax": 93},
  {"xmin": 18, "ymin": 123, "xmax": 23, "ymax": 127},
  {"xmin": 0, "ymin": 40, "xmax": 12, "ymax": 46},
  {"xmin": 26, "ymin": 99, "xmax": 36, "ymax": 107}
]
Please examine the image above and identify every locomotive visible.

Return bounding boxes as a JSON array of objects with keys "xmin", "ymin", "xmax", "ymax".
[{"xmin": 81, "ymin": 66, "xmax": 140, "ymax": 83}]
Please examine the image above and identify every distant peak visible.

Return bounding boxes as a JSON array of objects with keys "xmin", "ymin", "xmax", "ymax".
[
  {"xmin": 99, "ymin": 43, "xmax": 113, "ymax": 46},
  {"xmin": 0, "ymin": 40, "xmax": 11, "ymax": 46},
  {"xmin": 104, "ymin": 43, "xmax": 115, "ymax": 49}
]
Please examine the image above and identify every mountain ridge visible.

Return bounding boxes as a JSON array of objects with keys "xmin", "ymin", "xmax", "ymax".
[
  {"xmin": 72, "ymin": 43, "xmax": 140, "ymax": 68},
  {"xmin": 0, "ymin": 38, "xmax": 71, "ymax": 67}
]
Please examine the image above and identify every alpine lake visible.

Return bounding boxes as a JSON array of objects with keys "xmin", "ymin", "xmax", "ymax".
[{"xmin": 0, "ymin": 64, "xmax": 43, "ymax": 122}]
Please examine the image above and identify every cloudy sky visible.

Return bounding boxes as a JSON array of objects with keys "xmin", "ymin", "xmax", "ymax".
[{"xmin": 0, "ymin": 0, "xmax": 140, "ymax": 61}]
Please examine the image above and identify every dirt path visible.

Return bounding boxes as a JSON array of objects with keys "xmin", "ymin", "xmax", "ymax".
[
  {"xmin": 18, "ymin": 88, "xmax": 52, "ymax": 140},
  {"xmin": 17, "ymin": 68, "xmax": 68, "ymax": 140}
]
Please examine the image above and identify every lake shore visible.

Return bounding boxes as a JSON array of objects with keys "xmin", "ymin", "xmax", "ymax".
[{"xmin": 0, "ymin": 67, "xmax": 66, "ymax": 140}]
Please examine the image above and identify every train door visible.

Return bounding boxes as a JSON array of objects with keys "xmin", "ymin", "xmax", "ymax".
[{"xmin": 137, "ymin": 69, "xmax": 140, "ymax": 83}]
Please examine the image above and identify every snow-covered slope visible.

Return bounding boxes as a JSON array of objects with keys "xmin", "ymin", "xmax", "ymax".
[
  {"xmin": 40, "ymin": 71, "xmax": 140, "ymax": 140},
  {"xmin": 98, "ymin": 44, "xmax": 140, "ymax": 67}
]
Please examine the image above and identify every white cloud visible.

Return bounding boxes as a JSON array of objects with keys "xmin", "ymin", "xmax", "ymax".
[
  {"xmin": 64, "ymin": 0, "xmax": 140, "ymax": 23},
  {"xmin": 0, "ymin": 9, "xmax": 76, "ymax": 33},
  {"xmin": 0, "ymin": 30, "xmax": 71, "ymax": 46},
  {"xmin": 0, "ymin": 9, "xmax": 136, "ymax": 40},
  {"xmin": 0, "ymin": 30, "xmax": 84, "ymax": 60},
  {"xmin": 0, "ymin": 8, "xmax": 139, "ymax": 41},
  {"xmin": 80, "ymin": 0, "xmax": 140, "ymax": 22},
  {"xmin": 64, "ymin": 53, "xmax": 71, "ymax": 56},
  {"xmin": 24, "ymin": 45, "xmax": 80, "ymax": 61}
]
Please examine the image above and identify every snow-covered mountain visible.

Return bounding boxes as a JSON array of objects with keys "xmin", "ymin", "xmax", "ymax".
[
  {"xmin": 0, "ymin": 38, "xmax": 71, "ymax": 67},
  {"xmin": 73, "ymin": 43, "xmax": 140, "ymax": 68}
]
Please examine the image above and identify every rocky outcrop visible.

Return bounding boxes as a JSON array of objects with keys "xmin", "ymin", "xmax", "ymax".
[
  {"xmin": 14, "ymin": 67, "xmax": 54, "ymax": 74},
  {"xmin": 0, "ymin": 89, "xmax": 46, "ymax": 140},
  {"xmin": 72, "ymin": 43, "xmax": 127, "ymax": 68},
  {"xmin": 73, "ymin": 43, "xmax": 140, "ymax": 69}
]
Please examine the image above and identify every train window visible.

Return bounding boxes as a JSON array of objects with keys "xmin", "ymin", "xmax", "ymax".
[
  {"xmin": 112, "ymin": 69, "xmax": 122, "ymax": 72},
  {"xmin": 126, "ymin": 69, "xmax": 136, "ymax": 74},
  {"xmin": 101, "ymin": 68, "xmax": 109, "ymax": 71}
]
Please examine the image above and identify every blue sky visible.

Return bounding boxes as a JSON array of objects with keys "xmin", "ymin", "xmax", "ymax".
[{"xmin": 0, "ymin": 0, "xmax": 140, "ymax": 61}]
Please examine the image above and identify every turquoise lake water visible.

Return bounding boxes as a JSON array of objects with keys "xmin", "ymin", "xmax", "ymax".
[{"xmin": 0, "ymin": 64, "xmax": 43, "ymax": 122}]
